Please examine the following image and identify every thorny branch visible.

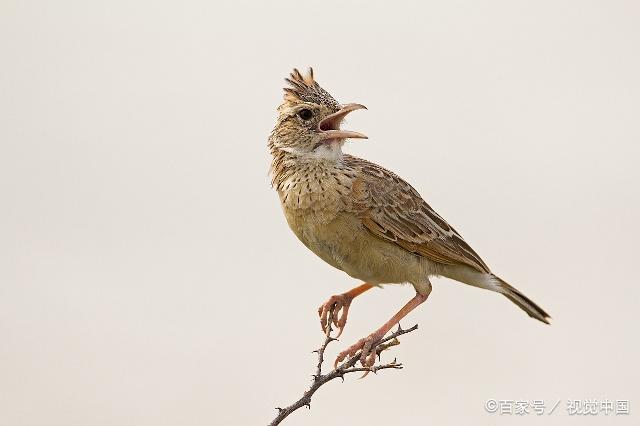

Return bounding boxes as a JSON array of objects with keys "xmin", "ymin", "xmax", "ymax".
[{"xmin": 268, "ymin": 311, "xmax": 418, "ymax": 426}]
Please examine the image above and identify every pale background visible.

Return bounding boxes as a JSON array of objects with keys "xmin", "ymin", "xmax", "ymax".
[{"xmin": 1, "ymin": 1, "xmax": 639, "ymax": 425}]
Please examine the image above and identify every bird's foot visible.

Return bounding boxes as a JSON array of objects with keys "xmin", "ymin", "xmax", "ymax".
[
  {"xmin": 318, "ymin": 293, "xmax": 353, "ymax": 337},
  {"xmin": 334, "ymin": 329, "xmax": 386, "ymax": 372}
]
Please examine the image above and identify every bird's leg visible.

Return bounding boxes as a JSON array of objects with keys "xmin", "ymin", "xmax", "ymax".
[
  {"xmin": 334, "ymin": 290, "xmax": 429, "ymax": 370},
  {"xmin": 318, "ymin": 283, "xmax": 374, "ymax": 337}
]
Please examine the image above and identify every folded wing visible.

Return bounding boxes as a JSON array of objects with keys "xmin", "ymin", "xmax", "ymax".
[{"xmin": 344, "ymin": 155, "xmax": 490, "ymax": 274}]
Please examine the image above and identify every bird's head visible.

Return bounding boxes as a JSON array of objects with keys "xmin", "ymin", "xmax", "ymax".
[{"xmin": 270, "ymin": 68, "xmax": 367, "ymax": 159}]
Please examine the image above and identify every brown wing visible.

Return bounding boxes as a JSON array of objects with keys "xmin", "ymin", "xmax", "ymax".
[{"xmin": 344, "ymin": 155, "xmax": 491, "ymax": 274}]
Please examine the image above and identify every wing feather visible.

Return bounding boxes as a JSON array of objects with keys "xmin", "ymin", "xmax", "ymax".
[{"xmin": 344, "ymin": 155, "xmax": 491, "ymax": 273}]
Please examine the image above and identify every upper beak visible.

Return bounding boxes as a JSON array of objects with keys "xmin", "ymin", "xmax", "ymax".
[{"xmin": 317, "ymin": 103, "xmax": 368, "ymax": 141}]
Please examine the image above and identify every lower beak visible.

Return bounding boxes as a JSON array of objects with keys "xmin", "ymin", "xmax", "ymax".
[{"xmin": 318, "ymin": 103, "xmax": 368, "ymax": 141}]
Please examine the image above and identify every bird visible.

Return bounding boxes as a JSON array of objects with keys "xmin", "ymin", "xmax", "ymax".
[{"xmin": 268, "ymin": 68, "xmax": 550, "ymax": 369}]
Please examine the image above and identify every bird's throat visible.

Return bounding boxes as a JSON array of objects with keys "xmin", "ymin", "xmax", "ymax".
[{"xmin": 312, "ymin": 139, "xmax": 344, "ymax": 160}]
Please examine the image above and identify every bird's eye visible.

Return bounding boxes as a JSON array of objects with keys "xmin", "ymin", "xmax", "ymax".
[{"xmin": 297, "ymin": 109, "xmax": 313, "ymax": 120}]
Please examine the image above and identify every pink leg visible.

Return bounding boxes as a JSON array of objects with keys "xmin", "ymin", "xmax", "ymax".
[
  {"xmin": 334, "ymin": 291, "xmax": 429, "ymax": 369},
  {"xmin": 318, "ymin": 283, "xmax": 374, "ymax": 337}
]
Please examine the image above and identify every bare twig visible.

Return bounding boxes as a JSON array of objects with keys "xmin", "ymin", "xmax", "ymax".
[{"xmin": 268, "ymin": 312, "xmax": 418, "ymax": 425}]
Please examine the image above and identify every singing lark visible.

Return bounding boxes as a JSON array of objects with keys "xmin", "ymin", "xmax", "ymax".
[{"xmin": 268, "ymin": 68, "xmax": 550, "ymax": 368}]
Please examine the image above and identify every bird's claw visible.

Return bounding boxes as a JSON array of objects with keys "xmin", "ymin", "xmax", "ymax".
[
  {"xmin": 333, "ymin": 332, "xmax": 383, "ymax": 371},
  {"xmin": 318, "ymin": 294, "xmax": 352, "ymax": 337}
]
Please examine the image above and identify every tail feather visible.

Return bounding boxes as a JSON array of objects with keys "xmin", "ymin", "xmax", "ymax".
[
  {"xmin": 494, "ymin": 275, "xmax": 551, "ymax": 324},
  {"xmin": 439, "ymin": 265, "xmax": 551, "ymax": 324}
]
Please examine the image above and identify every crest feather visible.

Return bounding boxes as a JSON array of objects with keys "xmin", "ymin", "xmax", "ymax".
[{"xmin": 282, "ymin": 67, "xmax": 340, "ymax": 110}]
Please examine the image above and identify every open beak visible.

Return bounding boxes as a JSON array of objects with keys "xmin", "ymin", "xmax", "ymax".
[{"xmin": 317, "ymin": 103, "xmax": 368, "ymax": 141}]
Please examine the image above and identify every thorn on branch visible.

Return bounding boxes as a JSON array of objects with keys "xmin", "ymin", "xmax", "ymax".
[{"xmin": 268, "ymin": 312, "xmax": 419, "ymax": 426}]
